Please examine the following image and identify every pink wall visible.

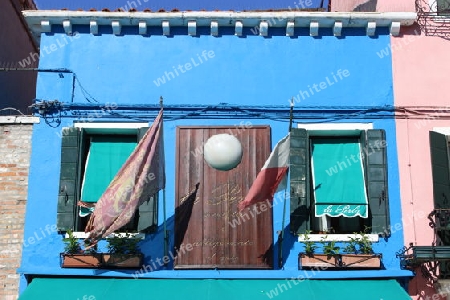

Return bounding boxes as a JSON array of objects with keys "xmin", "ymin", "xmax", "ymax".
[
  {"xmin": 393, "ymin": 24, "xmax": 450, "ymax": 299},
  {"xmin": 331, "ymin": 0, "xmax": 415, "ymax": 12}
]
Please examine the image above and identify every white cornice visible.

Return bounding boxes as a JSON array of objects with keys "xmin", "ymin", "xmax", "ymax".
[
  {"xmin": 23, "ymin": 10, "xmax": 417, "ymax": 44},
  {"xmin": 0, "ymin": 116, "xmax": 39, "ymax": 124}
]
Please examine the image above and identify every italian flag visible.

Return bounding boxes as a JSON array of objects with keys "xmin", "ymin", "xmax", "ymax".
[{"xmin": 238, "ymin": 134, "xmax": 290, "ymax": 211}]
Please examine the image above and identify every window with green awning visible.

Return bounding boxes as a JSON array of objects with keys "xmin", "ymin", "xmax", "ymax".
[
  {"xmin": 290, "ymin": 129, "xmax": 389, "ymax": 236},
  {"xmin": 79, "ymin": 135, "xmax": 137, "ymax": 217},
  {"xmin": 311, "ymin": 138, "xmax": 368, "ymax": 218},
  {"xmin": 57, "ymin": 126, "xmax": 158, "ymax": 234}
]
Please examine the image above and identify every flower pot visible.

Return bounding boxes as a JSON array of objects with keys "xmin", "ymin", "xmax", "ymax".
[
  {"xmin": 61, "ymin": 253, "xmax": 102, "ymax": 268},
  {"xmin": 299, "ymin": 253, "xmax": 338, "ymax": 269},
  {"xmin": 103, "ymin": 253, "xmax": 143, "ymax": 268},
  {"xmin": 340, "ymin": 254, "xmax": 381, "ymax": 268}
]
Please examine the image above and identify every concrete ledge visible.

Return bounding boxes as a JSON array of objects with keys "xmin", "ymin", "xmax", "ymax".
[
  {"xmin": 23, "ymin": 10, "xmax": 417, "ymax": 43},
  {"xmin": 298, "ymin": 234, "xmax": 379, "ymax": 242},
  {"xmin": 0, "ymin": 116, "xmax": 39, "ymax": 124}
]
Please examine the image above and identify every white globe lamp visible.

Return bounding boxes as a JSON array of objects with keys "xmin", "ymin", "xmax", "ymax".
[{"xmin": 203, "ymin": 134, "xmax": 243, "ymax": 171}]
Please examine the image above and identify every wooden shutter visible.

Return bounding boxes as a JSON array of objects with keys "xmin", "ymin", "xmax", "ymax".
[
  {"xmin": 137, "ymin": 127, "xmax": 158, "ymax": 233},
  {"xmin": 430, "ymin": 131, "xmax": 450, "ymax": 209},
  {"xmin": 289, "ymin": 128, "xmax": 310, "ymax": 234},
  {"xmin": 365, "ymin": 129, "xmax": 390, "ymax": 236},
  {"xmin": 57, "ymin": 127, "xmax": 81, "ymax": 231},
  {"xmin": 437, "ymin": 0, "xmax": 450, "ymax": 14},
  {"xmin": 174, "ymin": 126, "xmax": 273, "ymax": 269}
]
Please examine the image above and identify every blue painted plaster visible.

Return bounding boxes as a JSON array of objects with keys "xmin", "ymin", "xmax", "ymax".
[
  {"xmin": 20, "ymin": 27, "xmax": 412, "ymax": 289},
  {"xmin": 34, "ymin": 0, "xmax": 330, "ymax": 11}
]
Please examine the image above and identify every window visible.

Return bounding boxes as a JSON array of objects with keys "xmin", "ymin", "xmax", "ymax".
[
  {"xmin": 57, "ymin": 124, "xmax": 158, "ymax": 234},
  {"xmin": 290, "ymin": 126, "xmax": 390, "ymax": 236},
  {"xmin": 437, "ymin": 0, "xmax": 450, "ymax": 15},
  {"xmin": 430, "ymin": 130, "xmax": 450, "ymax": 211},
  {"xmin": 429, "ymin": 129, "xmax": 450, "ymax": 277},
  {"xmin": 426, "ymin": 0, "xmax": 450, "ymax": 17}
]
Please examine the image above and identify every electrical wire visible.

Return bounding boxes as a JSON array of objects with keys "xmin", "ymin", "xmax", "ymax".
[{"xmin": 0, "ymin": 107, "xmax": 25, "ymax": 115}]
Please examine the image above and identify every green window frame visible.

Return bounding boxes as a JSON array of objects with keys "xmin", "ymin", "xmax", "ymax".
[
  {"xmin": 57, "ymin": 126, "xmax": 158, "ymax": 234},
  {"xmin": 290, "ymin": 128, "xmax": 390, "ymax": 236},
  {"xmin": 430, "ymin": 131, "xmax": 450, "ymax": 211},
  {"xmin": 437, "ymin": 0, "xmax": 450, "ymax": 15}
]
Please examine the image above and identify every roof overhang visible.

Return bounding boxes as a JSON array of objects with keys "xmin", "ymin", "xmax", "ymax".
[{"xmin": 23, "ymin": 10, "xmax": 417, "ymax": 44}]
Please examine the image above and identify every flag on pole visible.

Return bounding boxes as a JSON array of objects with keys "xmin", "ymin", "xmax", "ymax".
[
  {"xmin": 85, "ymin": 109, "xmax": 165, "ymax": 241},
  {"xmin": 238, "ymin": 134, "xmax": 290, "ymax": 211}
]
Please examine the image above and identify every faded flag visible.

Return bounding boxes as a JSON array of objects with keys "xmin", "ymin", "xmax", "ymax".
[
  {"xmin": 238, "ymin": 134, "xmax": 290, "ymax": 211},
  {"xmin": 85, "ymin": 109, "xmax": 165, "ymax": 241}
]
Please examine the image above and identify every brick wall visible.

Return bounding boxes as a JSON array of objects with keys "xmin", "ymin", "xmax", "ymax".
[{"xmin": 0, "ymin": 120, "xmax": 34, "ymax": 300}]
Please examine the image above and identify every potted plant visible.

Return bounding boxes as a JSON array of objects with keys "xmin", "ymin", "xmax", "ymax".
[
  {"xmin": 341, "ymin": 229, "xmax": 381, "ymax": 268},
  {"xmin": 103, "ymin": 232, "xmax": 143, "ymax": 268},
  {"xmin": 61, "ymin": 230, "xmax": 102, "ymax": 268},
  {"xmin": 299, "ymin": 232, "xmax": 338, "ymax": 269}
]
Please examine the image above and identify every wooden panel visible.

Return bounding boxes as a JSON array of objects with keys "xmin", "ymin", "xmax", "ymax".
[{"xmin": 174, "ymin": 126, "xmax": 273, "ymax": 269}]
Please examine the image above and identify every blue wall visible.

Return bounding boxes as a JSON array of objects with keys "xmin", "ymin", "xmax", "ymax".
[
  {"xmin": 34, "ymin": 0, "xmax": 329, "ymax": 11},
  {"xmin": 19, "ymin": 25, "xmax": 412, "ymax": 284}
]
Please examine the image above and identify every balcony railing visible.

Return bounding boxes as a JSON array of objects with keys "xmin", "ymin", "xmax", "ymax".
[
  {"xmin": 416, "ymin": 0, "xmax": 450, "ymax": 39},
  {"xmin": 398, "ymin": 209, "xmax": 450, "ymax": 282}
]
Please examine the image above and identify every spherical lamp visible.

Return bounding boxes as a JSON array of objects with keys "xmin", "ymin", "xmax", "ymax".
[{"xmin": 203, "ymin": 134, "xmax": 243, "ymax": 171}]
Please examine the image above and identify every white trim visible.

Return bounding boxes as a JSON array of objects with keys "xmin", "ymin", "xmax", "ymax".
[
  {"xmin": 74, "ymin": 122, "xmax": 148, "ymax": 129},
  {"xmin": 297, "ymin": 123, "xmax": 373, "ymax": 130},
  {"xmin": 235, "ymin": 21, "xmax": 243, "ymax": 36},
  {"xmin": 297, "ymin": 122, "xmax": 373, "ymax": 136},
  {"xmin": 139, "ymin": 21, "xmax": 147, "ymax": 35},
  {"xmin": 67, "ymin": 232, "xmax": 145, "ymax": 240},
  {"xmin": 286, "ymin": 20, "xmax": 295, "ymax": 36},
  {"xmin": 74, "ymin": 123, "xmax": 148, "ymax": 134},
  {"xmin": 22, "ymin": 11, "xmax": 417, "ymax": 43},
  {"xmin": 22, "ymin": 11, "xmax": 417, "ymax": 27},
  {"xmin": 333, "ymin": 21, "xmax": 343, "ymax": 36},
  {"xmin": 310, "ymin": 21, "xmax": 319, "ymax": 36},
  {"xmin": 259, "ymin": 21, "xmax": 269, "ymax": 36},
  {"xmin": 90, "ymin": 20, "xmax": 98, "ymax": 35},
  {"xmin": 298, "ymin": 234, "xmax": 379, "ymax": 242},
  {"xmin": 0, "ymin": 116, "xmax": 40, "ymax": 124},
  {"xmin": 433, "ymin": 127, "xmax": 450, "ymax": 135}
]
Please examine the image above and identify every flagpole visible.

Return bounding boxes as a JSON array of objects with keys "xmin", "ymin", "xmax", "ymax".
[
  {"xmin": 289, "ymin": 99, "xmax": 294, "ymax": 132},
  {"xmin": 279, "ymin": 102, "xmax": 294, "ymax": 268},
  {"xmin": 160, "ymin": 96, "xmax": 169, "ymax": 266}
]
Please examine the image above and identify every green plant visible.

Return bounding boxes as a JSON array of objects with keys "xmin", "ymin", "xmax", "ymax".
[
  {"xmin": 62, "ymin": 229, "xmax": 81, "ymax": 254},
  {"xmin": 321, "ymin": 236, "xmax": 340, "ymax": 256},
  {"xmin": 106, "ymin": 232, "xmax": 141, "ymax": 255},
  {"xmin": 343, "ymin": 227, "xmax": 374, "ymax": 254},
  {"xmin": 300, "ymin": 230, "xmax": 318, "ymax": 256},
  {"xmin": 343, "ymin": 235, "xmax": 360, "ymax": 254},
  {"xmin": 358, "ymin": 230, "xmax": 373, "ymax": 254}
]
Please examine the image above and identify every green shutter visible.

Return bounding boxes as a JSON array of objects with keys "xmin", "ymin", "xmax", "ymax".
[
  {"xmin": 290, "ymin": 128, "xmax": 310, "ymax": 234},
  {"xmin": 430, "ymin": 131, "xmax": 450, "ymax": 209},
  {"xmin": 138, "ymin": 196, "xmax": 158, "ymax": 233},
  {"xmin": 57, "ymin": 127, "xmax": 81, "ymax": 231},
  {"xmin": 437, "ymin": 0, "xmax": 450, "ymax": 14},
  {"xmin": 365, "ymin": 129, "xmax": 390, "ymax": 236},
  {"xmin": 137, "ymin": 127, "xmax": 158, "ymax": 233}
]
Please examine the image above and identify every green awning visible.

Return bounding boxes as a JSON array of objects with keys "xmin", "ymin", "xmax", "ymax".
[
  {"xmin": 311, "ymin": 138, "xmax": 368, "ymax": 218},
  {"xmin": 79, "ymin": 136, "xmax": 136, "ymax": 216},
  {"xmin": 19, "ymin": 278, "xmax": 411, "ymax": 300}
]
